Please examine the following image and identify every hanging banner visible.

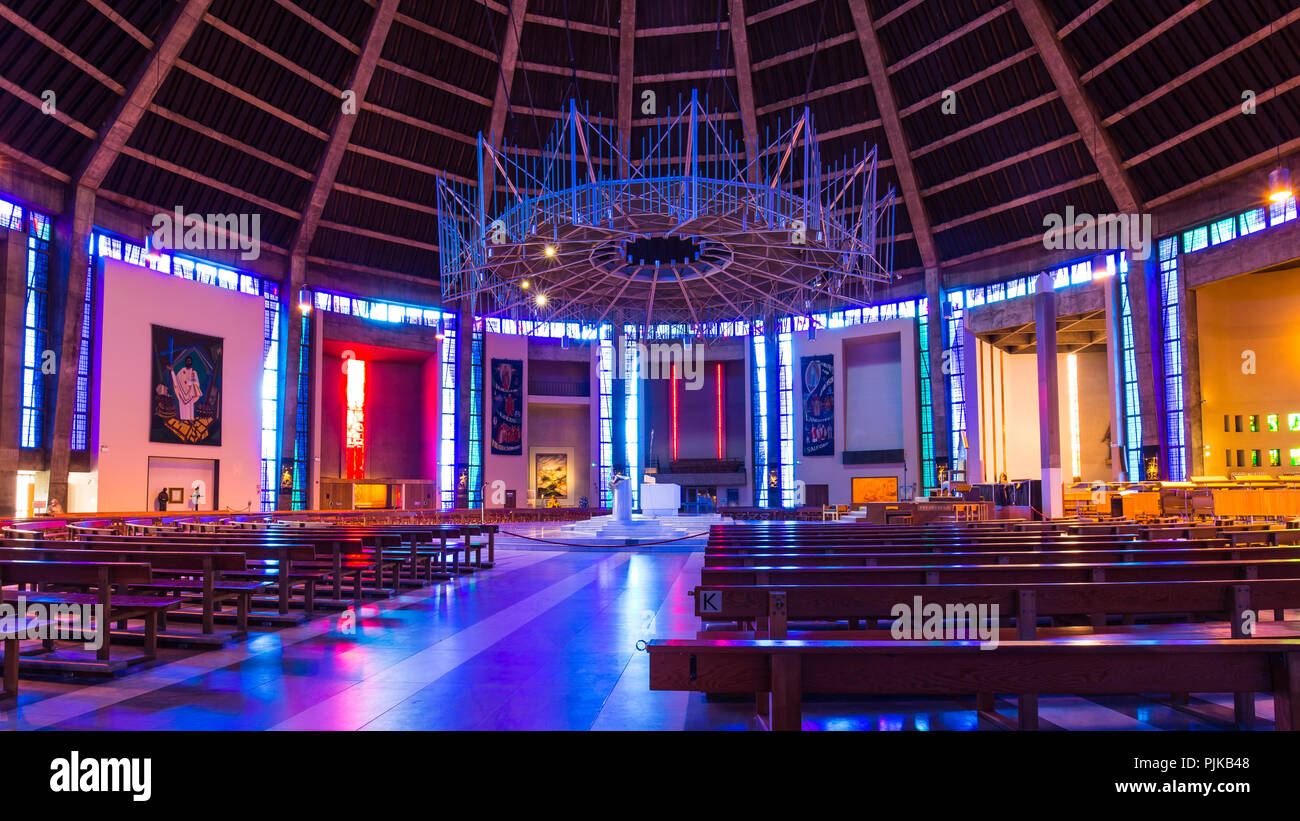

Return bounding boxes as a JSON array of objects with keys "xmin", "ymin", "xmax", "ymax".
[
  {"xmin": 150, "ymin": 325, "xmax": 223, "ymax": 446},
  {"xmin": 491, "ymin": 358, "xmax": 523, "ymax": 455},
  {"xmin": 801, "ymin": 353, "xmax": 834, "ymax": 456}
]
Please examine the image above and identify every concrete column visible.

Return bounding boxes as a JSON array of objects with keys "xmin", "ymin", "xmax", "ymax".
[
  {"xmin": 1101, "ymin": 274, "xmax": 1126, "ymax": 480},
  {"xmin": 0, "ymin": 226, "xmax": 28, "ymax": 513},
  {"xmin": 308, "ymin": 312, "xmax": 323, "ymax": 509},
  {"xmin": 1035, "ymin": 272, "xmax": 1063, "ymax": 517},
  {"xmin": 47, "ymin": 184, "xmax": 96, "ymax": 509},
  {"xmin": 453, "ymin": 298, "xmax": 475, "ymax": 507},
  {"xmin": 277, "ymin": 253, "xmax": 307, "ymax": 509},
  {"xmin": 961, "ymin": 328, "xmax": 982, "ymax": 483},
  {"xmin": 924, "ymin": 267, "xmax": 949, "ymax": 473}
]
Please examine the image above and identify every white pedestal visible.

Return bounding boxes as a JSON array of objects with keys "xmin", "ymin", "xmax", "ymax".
[{"xmin": 640, "ymin": 483, "xmax": 681, "ymax": 517}]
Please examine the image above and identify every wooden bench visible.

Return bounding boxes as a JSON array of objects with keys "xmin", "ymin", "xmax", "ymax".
[
  {"xmin": 647, "ymin": 637, "xmax": 1300, "ymax": 730},
  {"xmin": 691, "ymin": 580, "xmax": 1300, "ymax": 639},
  {"xmin": 51, "ymin": 536, "xmax": 331, "ymax": 620},
  {"xmin": 0, "ymin": 545, "xmax": 258, "ymax": 644},
  {"xmin": 0, "ymin": 559, "xmax": 177, "ymax": 673},
  {"xmin": 699, "ymin": 556, "xmax": 1300, "ymax": 588},
  {"xmin": 702, "ymin": 542, "xmax": 1300, "ymax": 567}
]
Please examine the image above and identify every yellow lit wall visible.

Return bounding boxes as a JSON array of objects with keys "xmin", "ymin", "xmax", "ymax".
[{"xmin": 1197, "ymin": 266, "xmax": 1300, "ymax": 474}]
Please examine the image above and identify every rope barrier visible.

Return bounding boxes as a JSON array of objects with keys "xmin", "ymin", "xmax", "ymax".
[{"xmin": 496, "ymin": 528, "xmax": 710, "ymax": 547}]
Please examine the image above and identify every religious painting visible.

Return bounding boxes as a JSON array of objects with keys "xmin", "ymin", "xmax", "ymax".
[
  {"xmin": 491, "ymin": 358, "xmax": 523, "ymax": 455},
  {"xmin": 801, "ymin": 353, "xmax": 834, "ymax": 456},
  {"xmin": 535, "ymin": 452, "xmax": 569, "ymax": 500},
  {"xmin": 150, "ymin": 325, "xmax": 223, "ymax": 446}
]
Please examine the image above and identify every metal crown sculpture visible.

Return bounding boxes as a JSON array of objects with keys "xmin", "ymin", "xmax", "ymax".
[{"xmin": 438, "ymin": 91, "xmax": 896, "ymax": 327}]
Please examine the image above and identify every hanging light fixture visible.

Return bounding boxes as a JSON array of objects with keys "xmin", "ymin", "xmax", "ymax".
[{"xmin": 1269, "ymin": 166, "xmax": 1292, "ymax": 203}]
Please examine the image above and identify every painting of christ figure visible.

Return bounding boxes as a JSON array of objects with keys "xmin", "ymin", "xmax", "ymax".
[{"xmin": 150, "ymin": 325, "xmax": 224, "ymax": 446}]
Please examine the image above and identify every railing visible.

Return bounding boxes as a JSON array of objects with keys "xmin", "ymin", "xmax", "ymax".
[{"xmin": 528, "ymin": 379, "xmax": 591, "ymax": 397}]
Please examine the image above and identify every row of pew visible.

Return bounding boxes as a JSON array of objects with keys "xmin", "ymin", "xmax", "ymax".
[
  {"xmin": 647, "ymin": 518, "xmax": 1300, "ymax": 730},
  {"xmin": 0, "ymin": 516, "xmax": 498, "ymax": 698}
]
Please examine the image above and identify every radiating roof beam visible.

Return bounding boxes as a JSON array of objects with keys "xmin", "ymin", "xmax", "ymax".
[{"xmin": 1014, "ymin": 0, "xmax": 1140, "ymax": 212}]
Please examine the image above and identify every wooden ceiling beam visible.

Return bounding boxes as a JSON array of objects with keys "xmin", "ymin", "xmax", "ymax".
[
  {"xmin": 618, "ymin": 0, "xmax": 636, "ymax": 175},
  {"xmin": 1059, "ymin": 0, "xmax": 1111, "ymax": 37},
  {"xmin": 487, "ymin": 0, "xmax": 529, "ymax": 150},
  {"xmin": 886, "ymin": 2, "xmax": 1011, "ymax": 75},
  {"xmin": 847, "ymin": 0, "xmax": 939, "ymax": 271},
  {"xmin": 394, "ymin": 12, "xmax": 496, "ymax": 61},
  {"xmin": 728, "ymin": 0, "xmax": 760, "ymax": 183},
  {"xmin": 1079, "ymin": 0, "xmax": 1211, "ymax": 83},
  {"xmin": 76, "ymin": 0, "xmax": 212, "ymax": 191},
  {"xmin": 0, "ymin": 4, "xmax": 125, "ymax": 94},
  {"xmin": 1103, "ymin": 6, "xmax": 1300, "ymax": 127},
  {"xmin": 1014, "ymin": 0, "xmax": 1140, "ymax": 212},
  {"xmin": 290, "ymin": 0, "xmax": 398, "ymax": 257}
]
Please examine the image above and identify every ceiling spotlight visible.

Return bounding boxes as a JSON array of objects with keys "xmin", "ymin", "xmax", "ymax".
[
  {"xmin": 543, "ymin": 245, "xmax": 557, "ymax": 258},
  {"xmin": 519, "ymin": 279, "xmax": 530, "ymax": 290},
  {"xmin": 1269, "ymin": 166, "xmax": 1292, "ymax": 204},
  {"xmin": 535, "ymin": 293, "xmax": 548, "ymax": 307}
]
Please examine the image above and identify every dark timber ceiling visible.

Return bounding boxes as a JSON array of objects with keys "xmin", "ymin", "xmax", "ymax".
[{"xmin": 0, "ymin": 0, "xmax": 1297, "ymax": 294}]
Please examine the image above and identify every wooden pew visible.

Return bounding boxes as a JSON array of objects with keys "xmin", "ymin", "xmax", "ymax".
[
  {"xmin": 79, "ymin": 531, "xmax": 369, "ymax": 611},
  {"xmin": 0, "ymin": 559, "xmax": 176, "ymax": 673},
  {"xmin": 0, "ymin": 545, "xmax": 256, "ymax": 644},
  {"xmin": 647, "ymin": 637, "xmax": 1300, "ymax": 730},
  {"xmin": 42, "ymin": 535, "xmax": 330, "ymax": 619},
  {"xmin": 690, "ymin": 580, "xmax": 1300, "ymax": 638},
  {"xmin": 707, "ymin": 535, "xmax": 1222, "ymax": 555},
  {"xmin": 701, "ymin": 543, "xmax": 1300, "ymax": 568},
  {"xmin": 699, "ymin": 556, "xmax": 1300, "ymax": 588}
]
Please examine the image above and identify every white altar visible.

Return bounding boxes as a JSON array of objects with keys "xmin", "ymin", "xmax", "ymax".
[{"xmin": 639, "ymin": 482, "xmax": 681, "ymax": 517}]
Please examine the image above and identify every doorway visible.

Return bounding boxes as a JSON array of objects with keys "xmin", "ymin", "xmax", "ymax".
[{"xmin": 147, "ymin": 456, "xmax": 218, "ymax": 511}]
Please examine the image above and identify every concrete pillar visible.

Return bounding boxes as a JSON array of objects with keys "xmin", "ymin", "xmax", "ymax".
[
  {"xmin": 1035, "ymin": 272, "xmax": 1063, "ymax": 517},
  {"xmin": 1101, "ymin": 274, "xmax": 1126, "ymax": 481},
  {"xmin": 47, "ymin": 184, "xmax": 96, "ymax": 510},
  {"xmin": 924, "ymin": 267, "xmax": 949, "ymax": 473},
  {"xmin": 961, "ymin": 328, "xmax": 982, "ymax": 483},
  {"xmin": 277, "ymin": 253, "xmax": 307, "ymax": 509},
  {"xmin": 453, "ymin": 298, "xmax": 475, "ymax": 507},
  {"xmin": 0, "ymin": 226, "xmax": 28, "ymax": 513}
]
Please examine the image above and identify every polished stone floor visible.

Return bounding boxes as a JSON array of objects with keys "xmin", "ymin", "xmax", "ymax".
[{"xmin": 0, "ymin": 545, "xmax": 1289, "ymax": 730}]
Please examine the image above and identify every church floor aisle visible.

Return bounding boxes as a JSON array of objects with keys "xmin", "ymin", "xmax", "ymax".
[{"xmin": 0, "ymin": 548, "xmax": 1282, "ymax": 731}]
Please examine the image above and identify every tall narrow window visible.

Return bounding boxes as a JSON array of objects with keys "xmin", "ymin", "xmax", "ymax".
[
  {"xmin": 259, "ymin": 283, "xmax": 281, "ymax": 511},
  {"xmin": 438, "ymin": 312, "xmax": 458, "ymax": 510},
  {"xmin": 751, "ymin": 326, "xmax": 770, "ymax": 507},
  {"xmin": 917, "ymin": 298, "xmax": 937, "ymax": 490},
  {"xmin": 715, "ymin": 362, "xmax": 725, "ymax": 460},
  {"xmin": 344, "ymin": 358, "xmax": 367, "ymax": 479},
  {"xmin": 291, "ymin": 303, "xmax": 312, "ymax": 510},
  {"xmin": 777, "ymin": 327, "xmax": 795, "ymax": 507},
  {"xmin": 622, "ymin": 326, "xmax": 641, "ymax": 509},
  {"xmin": 597, "ymin": 329, "xmax": 614, "ymax": 507},
  {"xmin": 945, "ymin": 291, "xmax": 967, "ymax": 469},
  {"xmin": 1067, "ymin": 353, "xmax": 1082, "ymax": 480},
  {"xmin": 1158, "ymin": 237, "xmax": 1185, "ymax": 480},
  {"xmin": 1116, "ymin": 252, "xmax": 1143, "ymax": 480},
  {"xmin": 22, "ymin": 213, "xmax": 51, "ymax": 449},
  {"xmin": 72, "ymin": 237, "xmax": 94, "ymax": 451},
  {"xmin": 467, "ymin": 319, "xmax": 483, "ymax": 507}
]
